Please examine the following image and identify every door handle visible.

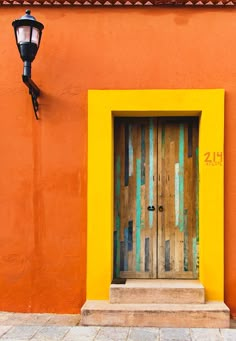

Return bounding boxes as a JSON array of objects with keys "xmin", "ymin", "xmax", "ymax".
[
  {"xmin": 147, "ymin": 206, "xmax": 155, "ymax": 211},
  {"xmin": 158, "ymin": 206, "xmax": 164, "ymax": 212}
]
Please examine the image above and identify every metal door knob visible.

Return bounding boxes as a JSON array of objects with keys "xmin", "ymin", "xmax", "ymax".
[
  {"xmin": 147, "ymin": 206, "xmax": 155, "ymax": 211},
  {"xmin": 158, "ymin": 206, "xmax": 164, "ymax": 212}
]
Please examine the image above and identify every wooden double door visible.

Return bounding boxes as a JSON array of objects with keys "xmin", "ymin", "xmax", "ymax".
[{"xmin": 114, "ymin": 117, "xmax": 199, "ymax": 279}]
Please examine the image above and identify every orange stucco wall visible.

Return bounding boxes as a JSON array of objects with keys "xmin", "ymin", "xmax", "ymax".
[{"xmin": 0, "ymin": 6, "xmax": 236, "ymax": 315}]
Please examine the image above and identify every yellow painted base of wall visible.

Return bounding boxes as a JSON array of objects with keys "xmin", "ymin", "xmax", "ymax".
[{"xmin": 87, "ymin": 90, "xmax": 224, "ymax": 301}]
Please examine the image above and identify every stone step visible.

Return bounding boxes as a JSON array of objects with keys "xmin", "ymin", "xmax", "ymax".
[
  {"xmin": 81, "ymin": 300, "xmax": 230, "ymax": 328},
  {"xmin": 110, "ymin": 279, "xmax": 205, "ymax": 304}
]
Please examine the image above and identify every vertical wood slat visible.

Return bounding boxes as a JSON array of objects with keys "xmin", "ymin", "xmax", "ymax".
[
  {"xmin": 114, "ymin": 139, "xmax": 121, "ymax": 278},
  {"xmin": 125, "ymin": 124, "xmax": 129, "ymax": 187},
  {"xmin": 131, "ymin": 121, "xmax": 138, "ymax": 275},
  {"xmin": 151, "ymin": 119, "xmax": 158, "ymax": 277},
  {"xmin": 124, "ymin": 227, "xmax": 128, "ymax": 271},
  {"xmin": 193, "ymin": 120, "xmax": 199, "ymax": 277},
  {"xmin": 145, "ymin": 237, "xmax": 150, "ymax": 272},
  {"xmin": 169, "ymin": 139, "xmax": 176, "ymax": 273},
  {"xmin": 165, "ymin": 240, "xmax": 170, "ymax": 271},
  {"xmin": 135, "ymin": 137, "xmax": 141, "ymax": 272},
  {"xmin": 184, "ymin": 208, "xmax": 189, "ymax": 271},
  {"xmin": 120, "ymin": 123, "xmax": 125, "ymax": 273},
  {"xmin": 188, "ymin": 123, "xmax": 193, "ymax": 158},
  {"xmin": 158, "ymin": 122, "xmax": 165, "ymax": 275},
  {"xmin": 128, "ymin": 221, "xmax": 133, "ymax": 251},
  {"xmin": 184, "ymin": 122, "xmax": 192, "ymax": 273},
  {"xmin": 141, "ymin": 125, "xmax": 145, "ymax": 186},
  {"xmin": 140, "ymin": 123, "xmax": 146, "ymax": 233},
  {"xmin": 140, "ymin": 122, "xmax": 146, "ymax": 273},
  {"xmin": 129, "ymin": 125, "xmax": 134, "ymax": 177},
  {"xmin": 149, "ymin": 119, "xmax": 154, "ymax": 228},
  {"xmin": 179, "ymin": 124, "xmax": 185, "ymax": 233},
  {"xmin": 164, "ymin": 124, "xmax": 170, "ymax": 271}
]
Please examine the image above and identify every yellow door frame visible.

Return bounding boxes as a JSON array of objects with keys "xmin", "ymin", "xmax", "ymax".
[{"xmin": 87, "ymin": 89, "xmax": 224, "ymax": 301}]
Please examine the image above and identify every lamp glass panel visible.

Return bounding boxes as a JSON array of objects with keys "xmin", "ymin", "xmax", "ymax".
[
  {"xmin": 16, "ymin": 26, "xmax": 31, "ymax": 44},
  {"xmin": 32, "ymin": 28, "xmax": 40, "ymax": 46}
]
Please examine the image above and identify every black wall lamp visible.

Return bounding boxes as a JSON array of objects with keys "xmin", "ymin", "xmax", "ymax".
[{"xmin": 12, "ymin": 10, "xmax": 44, "ymax": 120}]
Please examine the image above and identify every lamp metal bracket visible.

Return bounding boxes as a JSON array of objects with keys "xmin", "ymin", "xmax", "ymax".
[{"xmin": 22, "ymin": 75, "xmax": 40, "ymax": 120}]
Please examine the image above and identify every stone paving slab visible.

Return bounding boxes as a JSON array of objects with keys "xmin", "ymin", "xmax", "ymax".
[
  {"xmin": 33, "ymin": 326, "xmax": 70, "ymax": 340},
  {"xmin": 0, "ymin": 327, "xmax": 12, "ymax": 338},
  {"xmin": 160, "ymin": 328, "xmax": 191, "ymax": 341},
  {"xmin": 1, "ymin": 326, "xmax": 40, "ymax": 339},
  {"xmin": 190, "ymin": 328, "xmax": 222, "ymax": 341},
  {"xmin": 221, "ymin": 329, "xmax": 236, "ymax": 341},
  {"xmin": 63, "ymin": 326, "xmax": 99, "ymax": 341},
  {"xmin": 127, "ymin": 327, "xmax": 159, "ymax": 341},
  {"xmin": 95, "ymin": 327, "xmax": 129, "ymax": 341}
]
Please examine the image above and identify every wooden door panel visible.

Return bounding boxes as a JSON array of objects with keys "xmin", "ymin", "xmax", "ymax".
[
  {"xmin": 114, "ymin": 117, "xmax": 199, "ymax": 280},
  {"xmin": 114, "ymin": 118, "xmax": 157, "ymax": 279},
  {"xmin": 157, "ymin": 118, "xmax": 199, "ymax": 279}
]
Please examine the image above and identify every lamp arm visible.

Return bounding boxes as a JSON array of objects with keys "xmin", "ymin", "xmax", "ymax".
[{"xmin": 22, "ymin": 73, "xmax": 41, "ymax": 120}]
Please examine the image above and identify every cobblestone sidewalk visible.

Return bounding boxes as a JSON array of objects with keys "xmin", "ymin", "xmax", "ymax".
[{"xmin": 0, "ymin": 312, "xmax": 236, "ymax": 340}]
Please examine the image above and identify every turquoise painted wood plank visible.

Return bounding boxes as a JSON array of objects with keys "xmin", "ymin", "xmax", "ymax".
[
  {"xmin": 149, "ymin": 119, "xmax": 154, "ymax": 228},
  {"xmin": 175, "ymin": 163, "xmax": 180, "ymax": 227},
  {"xmin": 115, "ymin": 155, "xmax": 121, "ymax": 277},
  {"xmin": 128, "ymin": 125, "xmax": 133, "ymax": 177},
  {"xmin": 179, "ymin": 124, "xmax": 185, "ymax": 232},
  {"xmin": 136, "ymin": 158, "xmax": 141, "ymax": 272},
  {"xmin": 184, "ymin": 209, "xmax": 188, "ymax": 271}
]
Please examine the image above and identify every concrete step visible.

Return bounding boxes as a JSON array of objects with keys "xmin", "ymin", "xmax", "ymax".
[
  {"xmin": 110, "ymin": 279, "xmax": 205, "ymax": 304},
  {"xmin": 81, "ymin": 300, "xmax": 230, "ymax": 328}
]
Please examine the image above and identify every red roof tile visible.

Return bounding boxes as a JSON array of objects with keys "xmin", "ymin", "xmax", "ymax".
[{"xmin": 1, "ymin": 0, "xmax": 236, "ymax": 5}]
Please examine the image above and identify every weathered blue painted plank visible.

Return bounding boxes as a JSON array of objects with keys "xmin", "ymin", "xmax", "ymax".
[
  {"xmin": 125, "ymin": 124, "xmax": 129, "ymax": 186},
  {"xmin": 145, "ymin": 238, "xmax": 150, "ymax": 272},
  {"xmin": 165, "ymin": 240, "xmax": 170, "ymax": 272},
  {"xmin": 179, "ymin": 124, "xmax": 185, "ymax": 232},
  {"xmin": 124, "ymin": 228, "xmax": 128, "ymax": 271},
  {"xmin": 184, "ymin": 209, "xmax": 188, "ymax": 271},
  {"xmin": 149, "ymin": 119, "xmax": 154, "ymax": 228},
  {"xmin": 175, "ymin": 163, "xmax": 180, "ymax": 227},
  {"xmin": 129, "ymin": 125, "xmax": 133, "ymax": 177},
  {"xmin": 141, "ymin": 124, "xmax": 145, "ymax": 185},
  {"xmin": 128, "ymin": 220, "xmax": 133, "ymax": 251},
  {"xmin": 136, "ymin": 159, "xmax": 141, "ymax": 272}
]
